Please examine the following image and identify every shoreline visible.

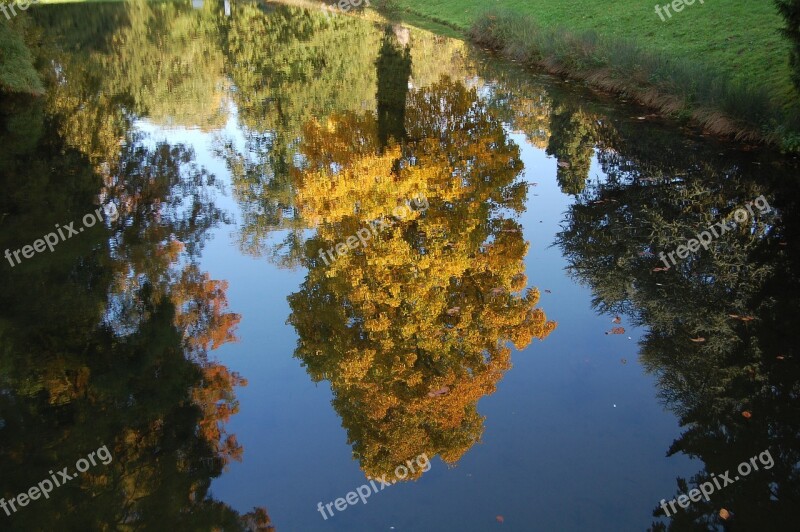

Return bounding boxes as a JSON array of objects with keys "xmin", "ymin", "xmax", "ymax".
[
  {"xmin": 373, "ymin": 1, "xmax": 800, "ymax": 153},
  {"xmin": 466, "ymin": 10, "xmax": 799, "ymax": 152}
]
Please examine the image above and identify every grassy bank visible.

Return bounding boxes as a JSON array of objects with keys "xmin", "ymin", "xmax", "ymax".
[{"xmin": 386, "ymin": 0, "xmax": 800, "ymax": 149}]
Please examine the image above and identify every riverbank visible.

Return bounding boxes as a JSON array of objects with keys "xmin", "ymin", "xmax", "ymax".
[{"xmin": 382, "ymin": 0, "xmax": 800, "ymax": 151}]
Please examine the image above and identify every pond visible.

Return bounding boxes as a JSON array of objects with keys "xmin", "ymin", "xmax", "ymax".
[{"xmin": 1, "ymin": 1, "xmax": 799, "ymax": 531}]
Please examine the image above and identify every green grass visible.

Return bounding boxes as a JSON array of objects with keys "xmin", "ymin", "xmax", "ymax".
[{"xmin": 391, "ymin": 0, "xmax": 795, "ymax": 110}]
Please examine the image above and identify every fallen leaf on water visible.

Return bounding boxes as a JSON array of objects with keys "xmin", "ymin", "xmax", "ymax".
[
  {"xmin": 612, "ymin": 316, "xmax": 621, "ymax": 324},
  {"xmin": 496, "ymin": 515, "xmax": 504, "ymax": 524},
  {"xmin": 742, "ymin": 410, "xmax": 752, "ymax": 419},
  {"xmin": 557, "ymin": 161, "xmax": 571, "ymax": 168},
  {"xmin": 652, "ymin": 267, "xmax": 669, "ymax": 272},
  {"xmin": 719, "ymin": 508, "xmax": 730, "ymax": 520},
  {"xmin": 490, "ymin": 287, "xmax": 505, "ymax": 296},
  {"xmin": 690, "ymin": 337, "xmax": 706, "ymax": 343},
  {"xmin": 607, "ymin": 327, "xmax": 625, "ymax": 335},
  {"xmin": 428, "ymin": 386, "xmax": 450, "ymax": 398},
  {"xmin": 777, "ymin": 355, "xmax": 785, "ymax": 360},
  {"xmin": 728, "ymin": 314, "xmax": 740, "ymax": 318},
  {"xmin": 446, "ymin": 307, "xmax": 461, "ymax": 316}
]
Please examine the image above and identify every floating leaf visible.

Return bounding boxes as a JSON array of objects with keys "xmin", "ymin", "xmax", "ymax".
[
  {"xmin": 742, "ymin": 410, "xmax": 752, "ymax": 419},
  {"xmin": 446, "ymin": 307, "xmax": 461, "ymax": 316},
  {"xmin": 612, "ymin": 316, "xmax": 621, "ymax": 324},
  {"xmin": 557, "ymin": 161, "xmax": 570, "ymax": 168},
  {"xmin": 490, "ymin": 287, "xmax": 505, "ymax": 296},
  {"xmin": 777, "ymin": 355, "xmax": 785, "ymax": 360},
  {"xmin": 719, "ymin": 508, "xmax": 731, "ymax": 520},
  {"xmin": 427, "ymin": 386, "xmax": 450, "ymax": 398},
  {"xmin": 690, "ymin": 337, "xmax": 706, "ymax": 343},
  {"xmin": 496, "ymin": 515, "xmax": 504, "ymax": 523},
  {"xmin": 606, "ymin": 327, "xmax": 625, "ymax": 335},
  {"xmin": 652, "ymin": 267, "xmax": 669, "ymax": 272}
]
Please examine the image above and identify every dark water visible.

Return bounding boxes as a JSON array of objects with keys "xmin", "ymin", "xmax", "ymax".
[{"xmin": 1, "ymin": 1, "xmax": 799, "ymax": 531}]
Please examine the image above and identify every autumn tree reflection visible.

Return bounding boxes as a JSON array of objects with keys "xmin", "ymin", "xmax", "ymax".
[
  {"xmin": 0, "ymin": 9, "xmax": 271, "ymax": 524},
  {"xmin": 220, "ymin": 8, "xmax": 476, "ymax": 264},
  {"xmin": 287, "ymin": 76, "xmax": 556, "ymax": 480},
  {"xmin": 220, "ymin": 3, "xmax": 382, "ymax": 262}
]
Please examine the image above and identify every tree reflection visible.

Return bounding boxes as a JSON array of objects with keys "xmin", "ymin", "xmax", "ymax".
[
  {"xmin": 0, "ymin": 11, "xmax": 271, "ymax": 525},
  {"xmin": 552, "ymin": 114, "xmax": 800, "ymax": 530},
  {"xmin": 220, "ymin": 2, "xmax": 382, "ymax": 263},
  {"xmin": 546, "ymin": 103, "xmax": 597, "ymax": 196},
  {"xmin": 219, "ymin": 7, "xmax": 476, "ymax": 264},
  {"xmin": 376, "ymin": 25, "xmax": 412, "ymax": 149},
  {"xmin": 287, "ymin": 74, "xmax": 555, "ymax": 480}
]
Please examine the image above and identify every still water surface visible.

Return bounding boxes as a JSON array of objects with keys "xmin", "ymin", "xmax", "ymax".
[{"xmin": 1, "ymin": 1, "xmax": 799, "ymax": 530}]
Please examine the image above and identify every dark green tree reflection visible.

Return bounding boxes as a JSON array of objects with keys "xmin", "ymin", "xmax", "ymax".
[
  {"xmin": 553, "ymin": 115, "xmax": 800, "ymax": 530},
  {"xmin": 546, "ymin": 103, "xmax": 597, "ymax": 196},
  {"xmin": 376, "ymin": 25, "xmax": 412, "ymax": 150}
]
